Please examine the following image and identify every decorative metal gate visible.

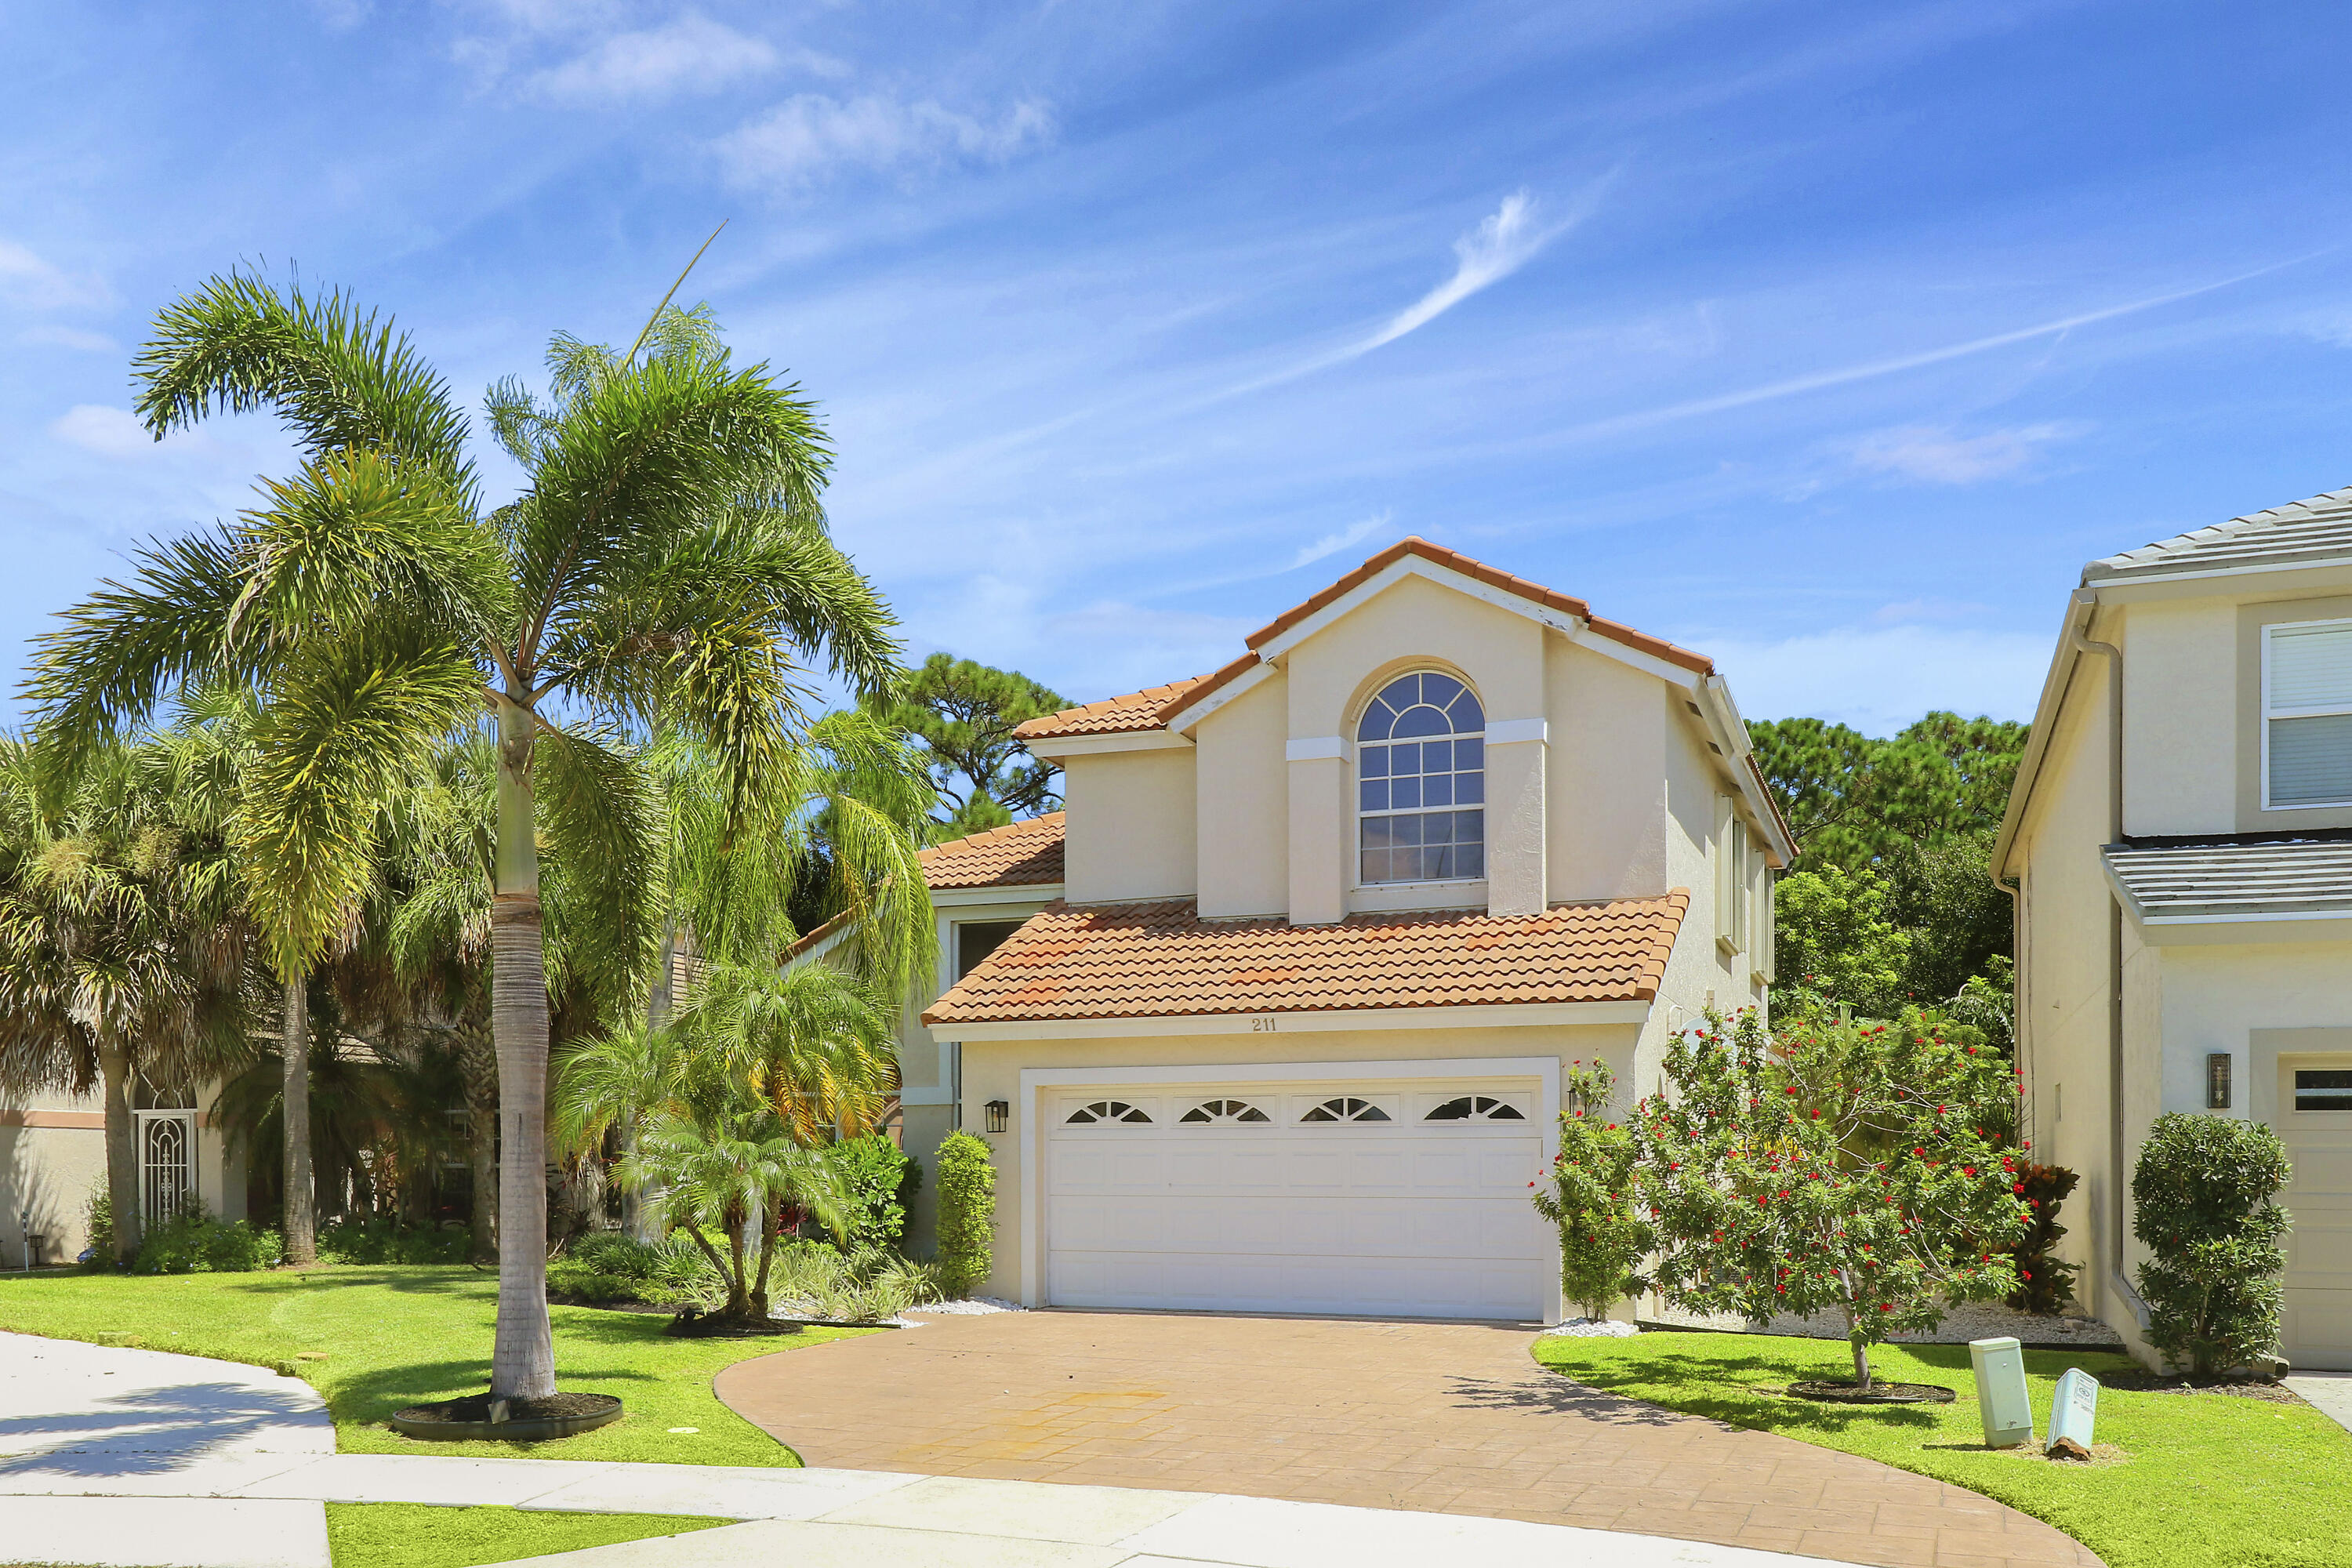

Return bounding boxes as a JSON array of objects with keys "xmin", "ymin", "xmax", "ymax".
[{"xmin": 137, "ymin": 1111, "xmax": 195, "ymax": 1227}]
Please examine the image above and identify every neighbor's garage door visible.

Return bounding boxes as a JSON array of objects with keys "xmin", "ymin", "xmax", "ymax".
[
  {"xmin": 2281, "ymin": 1058, "xmax": 2352, "ymax": 1370},
  {"xmin": 1044, "ymin": 1081, "xmax": 1554, "ymax": 1321}
]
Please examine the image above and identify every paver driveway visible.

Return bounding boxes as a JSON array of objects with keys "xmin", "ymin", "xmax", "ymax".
[{"xmin": 717, "ymin": 1311, "xmax": 2100, "ymax": 1568}]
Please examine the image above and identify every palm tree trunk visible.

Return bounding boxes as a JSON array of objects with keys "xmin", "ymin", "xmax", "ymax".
[
  {"xmin": 489, "ymin": 699, "xmax": 556, "ymax": 1402},
  {"xmin": 99, "ymin": 1042, "xmax": 141, "ymax": 1267},
  {"xmin": 281, "ymin": 974, "xmax": 317, "ymax": 1266}
]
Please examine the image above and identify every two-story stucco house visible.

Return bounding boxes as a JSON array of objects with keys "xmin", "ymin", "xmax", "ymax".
[
  {"xmin": 888, "ymin": 539, "xmax": 1792, "ymax": 1323},
  {"xmin": 1997, "ymin": 488, "xmax": 2352, "ymax": 1371}
]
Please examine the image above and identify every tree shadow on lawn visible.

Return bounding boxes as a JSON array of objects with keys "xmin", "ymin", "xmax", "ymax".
[
  {"xmin": 331, "ymin": 1357, "xmax": 665, "ymax": 1425},
  {"xmin": 222, "ymin": 1268, "xmax": 487, "ymax": 1300},
  {"xmin": 1534, "ymin": 1348, "xmax": 1954, "ymax": 1436}
]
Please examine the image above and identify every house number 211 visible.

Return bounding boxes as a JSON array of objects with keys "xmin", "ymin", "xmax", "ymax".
[{"xmin": 1250, "ymin": 1016, "xmax": 1279, "ymax": 1033}]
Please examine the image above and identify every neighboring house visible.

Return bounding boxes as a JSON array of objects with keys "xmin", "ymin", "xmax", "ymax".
[
  {"xmin": 891, "ymin": 538, "xmax": 1792, "ymax": 1322},
  {"xmin": 1997, "ymin": 486, "xmax": 2352, "ymax": 1371},
  {"xmin": 1, "ymin": 1080, "xmax": 246, "ymax": 1265}
]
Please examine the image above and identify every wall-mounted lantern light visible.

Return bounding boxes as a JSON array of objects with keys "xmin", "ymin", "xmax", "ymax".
[
  {"xmin": 984, "ymin": 1099, "xmax": 1009, "ymax": 1134},
  {"xmin": 2206, "ymin": 1053, "xmax": 2232, "ymax": 1111}
]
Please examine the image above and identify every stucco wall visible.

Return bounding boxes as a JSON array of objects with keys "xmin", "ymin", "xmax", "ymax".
[
  {"xmin": 2156, "ymin": 942, "xmax": 2352, "ymax": 1116},
  {"xmin": 2013, "ymin": 638, "xmax": 2137, "ymax": 1344},
  {"xmin": 1062, "ymin": 747, "xmax": 1197, "ymax": 905},
  {"xmin": 959, "ymin": 1019, "xmax": 1641, "ymax": 1304},
  {"xmin": 1193, "ymin": 673, "xmax": 1288, "ymax": 918},
  {"xmin": 2120, "ymin": 598, "xmax": 2236, "ymax": 836},
  {"xmin": 1544, "ymin": 638, "xmax": 1668, "ymax": 904}
]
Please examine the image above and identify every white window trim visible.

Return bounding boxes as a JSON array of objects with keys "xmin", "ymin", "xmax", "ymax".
[
  {"xmin": 2260, "ymin": 615, "xmax": 2352, "ymax": 811},
  {"xmin": 1015, "ymin": 1055, "xmax": 1563, "ymax": 1313}
]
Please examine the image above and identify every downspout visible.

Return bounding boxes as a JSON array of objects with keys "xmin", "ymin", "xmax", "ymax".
[{"xmin": 2065, "ymin": 598, "xmax": 2152, "ymax": 1334}]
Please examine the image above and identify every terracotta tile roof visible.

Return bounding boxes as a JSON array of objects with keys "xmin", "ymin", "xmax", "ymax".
[
  {"xmin": 1247, "ymin": 536, "xmax": 1589, "ymax": 650},
  {"xmin": 1013, "ymin": 677, "xmax": 1211, "ymax": 742},
  {"xmin": 1160, "ymin": 650, "xmax": 1262, "ymax": 725},
  {"xmin": 922, "ymin": 890, "xmax": 1690, "ymax": 1025},
  {"xmin": 920, "ymin": 812, "xmax": 1066, "ymax": 890}
]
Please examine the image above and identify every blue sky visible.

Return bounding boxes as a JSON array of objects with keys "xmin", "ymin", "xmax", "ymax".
[{"xmin": 7, "ymin": 1, "xmax": 2352, "ymax": 735}]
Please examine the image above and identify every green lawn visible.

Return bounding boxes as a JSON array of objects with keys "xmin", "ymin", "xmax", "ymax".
[
  {"xmin": 327, "ymin": 1504, "xmax": 728, "ymax": 1568},
  {"xmin": 0, "ymin": 1265, "xmax": 874, "ymax": 1466},
  {"xmin": 1534, "ymin": 1330, "xmax": 2352, "ymax": 1568}
]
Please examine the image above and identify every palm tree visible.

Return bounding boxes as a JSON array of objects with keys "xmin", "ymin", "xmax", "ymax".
[
  {"xmin": 558, "ymin": 963, "xmax": 896, "ymax": 1321},
  {"xmin": 27, "ymin": 278, "xmax": 899, "ymax": 1399},
  {"xmin": 0, "ymin": 734, "xmax": 258, "ymax": 1262}
]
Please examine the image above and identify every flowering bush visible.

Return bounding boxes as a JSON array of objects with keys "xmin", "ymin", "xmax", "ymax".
[
  {"xmin": 1632, "ymin": 1007, "xmax": 2031, "ymax": 1389},
  {"xmin": 1530, "ymin": 1058, "xmax": 1651, "ymax": 1319}
]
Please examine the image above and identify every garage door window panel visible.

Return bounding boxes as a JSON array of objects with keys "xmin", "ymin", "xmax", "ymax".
[
  {"xmin": 1426, "ymin": 1094, "xmax": 1526, "ymax": 1121},
  {"xmin": 1065, "ymin": 1099, "xmax": 1152, "ymax": 1124},
  {"xmin": 1301, "ymin": 1096, "xmax": 1391, "ymax": 1123},
  {"xmin": 1179, "ymin": 1098, "xmax": 1271, "ymax": 1123}
]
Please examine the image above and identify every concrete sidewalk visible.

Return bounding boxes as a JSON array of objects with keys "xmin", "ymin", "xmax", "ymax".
[{"xmin": 0, "ymin": 1329, "xmax": 1875, "ymax": 1568}]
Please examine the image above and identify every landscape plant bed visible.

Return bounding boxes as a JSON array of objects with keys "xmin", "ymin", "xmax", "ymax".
[
  {"xmin": 662, "ymin": 1309, "xmax": 806, "ymax": 1338},
  {"xmin": 392, "ymin": 1391, "xmax": 623, "ymax": 1441},
  {"xmin": 1783, "ymin": 1378, "xmax": 1955, "ymax": 1404},
  {"xmin": 2098, "ymin": 1370, "xmax": 2302, "ymax": 1403},
  {"xmin": 1534, "ymin": 1328, "xmax": 2352, "ymax": 1568}
]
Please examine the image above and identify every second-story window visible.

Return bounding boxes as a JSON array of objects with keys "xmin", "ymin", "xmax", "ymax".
[
  {"xmin": 1357, "ymin": 671, "xmax": 1485, "ymax": 884},
  {"xmin": 2265, "ymin": 619, "xmax": 2352, "ymax": 809}
]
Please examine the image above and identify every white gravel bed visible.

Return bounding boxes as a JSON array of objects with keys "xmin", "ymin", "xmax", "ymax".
[
  {"xmin": 1642, "ymin": 1298, "xmax": 2123, "ymax": 1348},
  {"xmin": 906, "ymin": 1295, "xmax": 1027, "ymax": 1315},
  {"xmin": 1540, "ymin": 1317, "xmax": 1641, "ymax": 1338}
]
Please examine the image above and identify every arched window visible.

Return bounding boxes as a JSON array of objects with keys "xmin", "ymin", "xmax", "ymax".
[
  {"xmin": 1065, "ymin": 1100, "xmax": 1152, "ymax": 1124},
  {"xmin": 1301, "ymin": 1096, "xmax": 1391, "ymax": 1123},
  {"xmin": 1178, "ymin": 1098, "xmax": 1271, "ymax": 1123},
  {"xmin": 1356, "ymin": 671, "xmax": 1485, "ymax": 884},
  {"xmin": 1425, "ymin": 1095, "xmax": 1526, "ymax": 1121}
]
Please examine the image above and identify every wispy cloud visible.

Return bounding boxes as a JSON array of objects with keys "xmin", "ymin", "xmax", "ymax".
[
  {"xmin": 0, "ymin": 240, "xmax": 111, "ymax": 311},
  {"xmin": 525, "ymin": 15, "xmax": 827, "ymax": 104},
  {"xmin": 1529, "ymin": 262, "xmax": 2298, "ymax": 450},
  {"xmin": 21, "ymin": 324, "xmax": 118, "ymax": 354},
  {"xmin": 1359, "ymin": 191, "xmax": 1554, "ymax": 354},
  {"xmin": 1849, "ymin": 421, "xmax": 2078, "ymax": 485},
  {"xmin": 1689, "ymin": 622, "xmax": 2051, "ymax": 734},
  {"xmin": 717, "ymin": 93, "xmax": 1054, "ymax": 191},
  {"xmin": 49, "ymin": 405, "xmax": 169, "ymax": 459},
  {"xmin": 1291, "ymin": 512, "xmax": 1390, "ymax": 569}
]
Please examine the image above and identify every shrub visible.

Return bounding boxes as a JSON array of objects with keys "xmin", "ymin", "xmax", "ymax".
[
  {"xmin": 2005, "ymin": 1163, "xmax": 2082, "ymax": 1314},
  {"xmin": 547, "ymin": 1231, "xmax": 723, "ymax": 1308},
  {"xmin": 1633, "ymin": 1007, "xmax": 2030, "ymax": 1390},
  {"xmin": 765, "ymin": 1241, "xmax": 945, "ymax": 1323},
  {"xmin": 132, "ymin": 1202, "xmax": 283, "ymax": 1275},
  {"xmin": 2132, "ymin": 1112, "xmax": 2292, "ymax": 1376},
  {"xmin": 831, "ymin": 1134, "xmax": 921, "ymax": 1250},
  {"xmin": 317, "ymin": 1214, "xmax": 467, "ymax": 1265},
  {"xmin": 81, "ymin": 1179, "xmax": 114, "ymax": 1269},
  {"xmin": 1530, "ymin": 1058, "xmax": 1650, "ymax": 1319},
  {"xmin": 935, "ymin": 1131, "xmax": 996, "ymax": 1298}
]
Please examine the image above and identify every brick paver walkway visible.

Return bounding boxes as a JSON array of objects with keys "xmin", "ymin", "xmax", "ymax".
[{"xmin": 716, "ymin": 1311, "xmax": 2100, "ymax": 1568}]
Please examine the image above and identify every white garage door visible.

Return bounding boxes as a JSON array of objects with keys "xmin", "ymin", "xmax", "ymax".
[
  {"xmin": 2281, "ymin": 1058, "xmax": 2352, "ymax": 1370},
  {"xmin": 1044, "ymin": 1080, "xmax": 1555, "ymax": 1321}
]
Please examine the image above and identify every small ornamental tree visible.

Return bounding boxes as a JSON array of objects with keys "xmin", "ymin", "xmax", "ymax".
[
  {"xmin": 1632, "ymin": 1007, "xmax": 2032, "ymax": 1390},
  {"xmin": 2132, "ymin": 1112, "xmax": 2292, "ymax": 1376},
  {"xmin": 1530, "ymin": 1058, "xmax": 1652, "ymax": 1320}
]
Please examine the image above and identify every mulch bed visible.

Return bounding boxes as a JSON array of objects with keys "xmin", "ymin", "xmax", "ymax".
[
  {"xmin": 662, "ymin": 1308, "xmax": 805, "ymax": 1338},
  {"xmin": 1784, "ymin": 1379, "xmax": 1957, "ymax": 1405},
  {"xmin": 396, "ymin": 1392, "xmax": 619, "ymax": 1424},
  {"xmin": 2100, "ymin": 1370, "xmax": 2301, "ymax": 1403}
]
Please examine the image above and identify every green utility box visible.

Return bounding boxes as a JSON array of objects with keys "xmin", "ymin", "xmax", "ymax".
[{"xmin": 1969, "ymin": 1336, "xmax": 2034, "ymax": 1448}]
